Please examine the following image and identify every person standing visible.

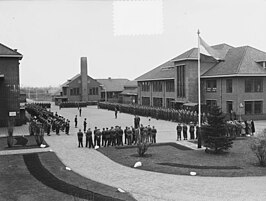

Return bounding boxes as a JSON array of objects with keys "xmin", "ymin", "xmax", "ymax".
[
  {"xmin": 65, "ymin": 120, "xmax": 70, "ymax": 135},
  {"xmin": 183, "ymin": 124, "xmax": 188, "ymax": 140},
  {"xmin": 251, "ymin": 120, "xmax": 255, "ymax": 136},
  {"xmin": 74, "ymin": 115, "xmax": 78, "ymax": 128},
  {"xmin": 244, "ymin": 120, "xmax": 249, "ymax": 135},
  {"xmin": 79, "ymin": 107, "xmax": 82, "ymax": 117},
  {"xmin": 85, "ymin": 128, "xmax": 94, "ymax": 148},
  {"xmin": 77, "ymin": 129, "xmax": 83, "ymax": 148},
  {"xmin": 151, "ymin": 126, "xmax": 157, "ymax": 143},
  {"xmin": 83, "ymin": 118, "xmax": 87, "ymax": 132},
  {"xmin": 115, "ymin": 107, "xmax": 118, "ymax": 119},
  {"xmin": 176, "ymin": 123, "xmax": 182, "ymax": 141},
  {"xmin": 189, "ymin": 124, "xmax": 195, "ymax": 140}
]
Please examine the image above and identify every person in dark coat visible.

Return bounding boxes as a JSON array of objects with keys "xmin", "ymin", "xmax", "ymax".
[
  {"xmin": 79, "ymin": 108, "xmax": 82, "ymax": 117},
  {"xmin": 251, "ymin": 120, "xmax": 255, "ymax": 136},
  {"xmin": 83, "ymin": 118, "xmax": 87, "ymax": 132},
  {"xmin": 183, "ymin": 124, "xmax": 188, "ymax": 140},
  {"xmin": 189, "ymin": 123, "xmax": 195, "ymax": 140},
  {"xmin": 151, "ymin": 126, "xmax": 157, "ymax": 143},
  {"xmin": 74, "ymin": 115, "xmax": 78, "ymax": 128},
  {"xmin": 77, "ymin": 129, "xmax": 83, "ymax": 148},
  {"xmin": 115, "ymin": 107, "xmax": 118, "ymax": 119},
  {"xmin": 176, "ymin": 123, "xmax": 182, "ymax": 141},
  {"xmin": 85, "ymin": 128, "xmax": 94, "ymax": 148}
]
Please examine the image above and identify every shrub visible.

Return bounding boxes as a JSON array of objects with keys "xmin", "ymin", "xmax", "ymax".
[
  {"xmin": 250, "ymin": 129, "xmax": 266, "ymax": 167},
  {"xmin": 137, "ymin": 141, "xmax": 150, "ymax": 157}
]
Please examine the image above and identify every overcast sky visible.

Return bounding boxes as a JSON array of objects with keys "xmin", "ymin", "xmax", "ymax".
[{"xmin": 1, "ymin": 0, "xmax": 266, "ymax": 87}]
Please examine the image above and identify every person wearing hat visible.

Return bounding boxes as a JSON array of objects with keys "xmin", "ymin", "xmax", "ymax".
[
  {"xmin": 77, "ymin": 129, "xmax": 83, "ymax": 148},
  {"xmin": 176, "ymin": 123, "xmax": 182, "ymax": 141},
  {"xmin": 85, "ymin": 128, "xmax": 93, "ymax": 148},
  {"xmin": 189, "ymin": 123, "xmax": 195, "ymax": 140}
]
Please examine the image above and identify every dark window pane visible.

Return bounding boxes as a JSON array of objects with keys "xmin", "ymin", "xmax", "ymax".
[
  {"xmin": 254, "ymin": 101, "xmax": 262, "ymax": 114},
  {"xmin": 245, "ymin": 101, "xmax": 253, "ymax": 115},
  {"xmin": 226, "ymin": 79, "xmax": 232, "ymax": 93},
  {"xmin": 254, "ymin": 79, "xmax": 263, "ymax": 92},
  {"xmin": 245, "ymin": 79, "xmax": 252, "ymax": 92}
]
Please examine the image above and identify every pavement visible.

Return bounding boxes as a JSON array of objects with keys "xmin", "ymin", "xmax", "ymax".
[{"xmin": 2, "ymin": 103, "xmax": 266, "ymax": 201}]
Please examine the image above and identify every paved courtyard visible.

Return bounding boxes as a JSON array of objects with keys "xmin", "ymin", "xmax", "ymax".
[
  {"xmin": 1, "ymin": 104, "xmax": 266, "ymax": 200},
  {"xmin": 43, "ymin": 104, "xmax": 266, "ymax": 201}
]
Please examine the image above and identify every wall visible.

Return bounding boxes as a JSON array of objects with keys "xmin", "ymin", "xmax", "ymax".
[{"xmin": 0, "ymin": 58, "xmax": 20, "ymax": 126}]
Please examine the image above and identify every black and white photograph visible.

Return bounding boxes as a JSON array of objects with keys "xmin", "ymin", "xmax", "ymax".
[{"xmin": 1, "ymin": 0, "xmax": 266, "ymax": 200}]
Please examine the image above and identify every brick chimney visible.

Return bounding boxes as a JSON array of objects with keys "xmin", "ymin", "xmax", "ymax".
[{"xmin": 80, "ymin": 57, "xmax": 88, "ymax": 102}]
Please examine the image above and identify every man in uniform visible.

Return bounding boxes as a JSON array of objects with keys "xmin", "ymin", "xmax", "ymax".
[
  {"xmin": 176, "ymin": 123, "xmax": 182, "ymax": 141},
  {"xmin": 77, "ymin": 129, "xmax": 83, "ymax": 148},
  {"xmin": 151, "ymin": 126, "xmax": 157, "ymax": 143},
  {"xmin": 74, "ymin": 115, "xmax": 78, "ymax": 128},
  {"xmin": 85, "ymin": 128, "xmax": 93, "ymax": 148},
  {"xmin": 83, "ymin": 118, "xmax": 87, "ymax": 132}
]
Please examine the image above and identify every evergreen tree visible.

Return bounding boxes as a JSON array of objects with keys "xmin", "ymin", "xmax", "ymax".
[{"xmin": 204, "ymin": 106, "xmax": 233, "ymax": 154}]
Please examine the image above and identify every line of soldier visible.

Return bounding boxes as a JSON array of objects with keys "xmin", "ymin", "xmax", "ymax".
[
  {"xmin": 98, "ymin": 102, "xmax": 208, "ymax": 125},
  {"xmin": 77, "ymin": 124, "xmax": 157, "ymax": 148},
  {"xmin": 176, "ymin": 123, "xmax": 199, "ymax": 141},
  {"xmin": 26, "ymin": 103, "xmax": 70, "ymax": 136}
]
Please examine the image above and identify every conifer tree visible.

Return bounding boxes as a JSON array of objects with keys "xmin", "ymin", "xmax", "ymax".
[{"xmin": 204, "ymin": 106, "xmax": 233, "ymax": 154}]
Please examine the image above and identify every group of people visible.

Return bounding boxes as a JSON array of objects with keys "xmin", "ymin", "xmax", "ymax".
[
  {"xmin": 77, "ymin": 124, "xmax": 157, "ymax": 148},
  {"xmin": 26, "ymin": 104, "xmax": 70, "ymax": 136},
  {"xmin": 176, "ymin": 123, "xmax": 199, "ymax": 141},
  {"xmin": 98, "ymin": 102, "xmax": 208, "ymax": 125}
]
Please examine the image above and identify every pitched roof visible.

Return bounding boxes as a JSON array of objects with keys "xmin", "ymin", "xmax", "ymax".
[
  {"xmin": 120, "ymin": 88, "xmax": 138, "ymax": 96},
  {"xmin": 135, "ymin": 60, "xmax": 176, "ymax": 81},
  {"xmin": 0, "ymin": 43, "xmax": 23, "ymax": 58},
  {"xmin": 61, "ymin": 74, "xmax": 80, "ymax": 87},
  {"xmin": 124, "ymin": 80, "xmax": 137, "ymax": 88},
  {"xmin": 202, "ymin": 46, "xmax": 266, "ymax": 77},
  {"xmin": 96, "ymin": 78, "xmax": 129, "ymax": 92},
  {"xmin": 136, "ymin": 43, "xmax": 233, "ymax": 81}
]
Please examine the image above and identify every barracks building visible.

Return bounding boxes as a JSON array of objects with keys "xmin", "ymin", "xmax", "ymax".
[
  {"xmin": 136, "ymin": 43, "xmax": 266, "ymax": 120},
  {"xmin": 0, "ymin": 43, "xmax": 23, "ymax": 127},
  {"xmin": 56, "ymin": 57, "xmax": 132, "ymax": 104}
]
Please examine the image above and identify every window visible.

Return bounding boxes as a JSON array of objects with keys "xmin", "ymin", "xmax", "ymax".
[
  {"xmin": 95, "ymin": 87, "xmax": 98, "ymax": 95},
  {"xmin": 177, "ymin": 65, "xmax": 185, "ymax": 97},
  {"xmin": 142, "ymin": 97, "xmax": 150, "ymax": 106},
  {"xmin": 70, "ymin": 89, "xmax": 73, "ymax": 96},
  {"xmin": 206, "ymin": 80, "xmax": 217, "ymax": 92},
  {"xmin": 166, "ymin": 98, "xmax": 174, "ymax": 108},
  {"xmin": 254, "ymin": 101, "xmax": 263, "ymax": 114},
  {"xmin": 76, "ymin": 88, "xmax": 80, "ymax": 95},
  {"xmin": 166, "ymin": 80, "xmax": 174, "ymax": 92},
  {"xmin": 153, "ymin": 98, "xmax": 163, "ymax": 107},
  {"xmin": 206, "ymin": 100, "xmax": 217, "ymax": 110},
  {"xmin": 226, "ymin": 101, "xmax": 233, "ymax": 113},
  {"xmin": 141, "ymin": 82, "xmax": 150, "ymax": 92},
  {"xmin": 245, "ymin": 101, "xmax": 263, "ymax": 115},
  {"xmin": 226, "ymin": 79, "xmax": 232, "ymax": 93},
  {"xmin": 153, "ymin": 81, "xmax": 162, "ymax": 92},
  {"xmin": 245, "ymin": 78, "xmax": 263, "ymax": 92}
]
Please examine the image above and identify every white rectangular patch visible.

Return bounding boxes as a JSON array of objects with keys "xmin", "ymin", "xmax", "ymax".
[{"xmin": 113, "ymin": 0, "xmax": 163, "ymax": 36}]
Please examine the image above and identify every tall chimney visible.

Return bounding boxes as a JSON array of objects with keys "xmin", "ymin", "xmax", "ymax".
[{"xmin": 80, "ymin": 57, "xmax": 88, "ymax": 102}]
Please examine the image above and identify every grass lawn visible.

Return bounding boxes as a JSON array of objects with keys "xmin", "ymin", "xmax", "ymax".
[
  {"xmin": 0, "ymin": 152, "xmax": 136, "ymax": 201},
  {"xmin": 0, "ymin": 135, "xmax": 49, "ymax": 151},
  {"xmin": 98, "ymin": 138, "xmax": 266, "ymax": 177}
]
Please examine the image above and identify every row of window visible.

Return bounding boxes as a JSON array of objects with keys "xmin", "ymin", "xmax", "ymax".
[
  {"xmin": 70, "ymin": 88, "xmax": 80, "ymax": 96},
  {"xmin": 141, "ymin": 97, "xmax": 174, "ymax": 108},
  {"xmin": 206, "ymin": 100, "xmax": 263, "ymax": 115},
  {"xmin": 69, "ymin": 87, "xmax": 99, "ymax": 96},
  {"xmin": 89, "ymin": 87, "xmax": 98, "ymax": 95},
  {"xmin": 206, "ymin": 78, "xmax": 263, "ymax": 93},
  {"xmin": 140, "ymin": 80, "xmax": 175, "ymax": 92}
]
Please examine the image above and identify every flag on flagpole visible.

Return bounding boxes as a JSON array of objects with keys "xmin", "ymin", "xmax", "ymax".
[{"xmin": 199, "ymin": 36, "xmax": 222, "ymax": 60}]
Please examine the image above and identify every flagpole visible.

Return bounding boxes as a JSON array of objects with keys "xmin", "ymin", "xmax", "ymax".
[{"xmin": 197, "ymin": 30, "xmax": 202, "ymax": 148}]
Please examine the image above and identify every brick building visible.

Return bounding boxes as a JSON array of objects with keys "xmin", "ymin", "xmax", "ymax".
[
  {"xmin": 58, "ymin": 57, "xmax": 101, "ymax": 104},
  {"xmin": 0, "ymin": 43, "xmax": 23, "ymax": 126},
  {"xmin": 57, "ymin": 57, "xmax": 130, "ymax": 104},
  {"xmin": 136, "ymin": 43, "xmax": 266, "ymax": 120}
]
